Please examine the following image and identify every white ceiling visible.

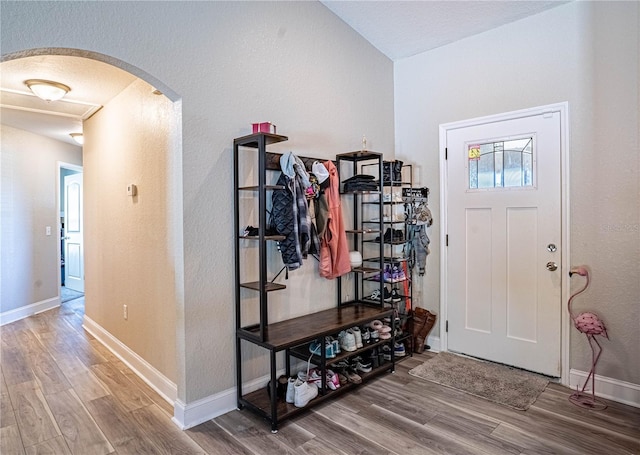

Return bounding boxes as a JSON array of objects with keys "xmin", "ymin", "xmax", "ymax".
[
  {"xmin": 1, "ymin": 55, "xmax": 135, "ymax": 145},
  {"xmin": 0, "ymin": 1, "xmax": 569, "ymax": 145},
  {"xmin": 321, "ymin": 1, "xmax": 570, "ymax": 60}
]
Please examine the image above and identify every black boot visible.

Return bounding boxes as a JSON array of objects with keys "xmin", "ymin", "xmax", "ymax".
[
  {"xmin": 383, "ymin": 161, "xmax": 392, "ymax": 184},
  {"xmin": 393, "ymin": 160, "xmax": 404, "ymax": 184}
]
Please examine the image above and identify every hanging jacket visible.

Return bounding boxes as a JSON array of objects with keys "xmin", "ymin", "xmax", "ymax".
[
  {"xmin": 271, "ymin": 152, "xmax": 316, "ymax": 270},
  {"xmin": 319, "ymin": 161, "xmax": 351, "ymax": 279}
]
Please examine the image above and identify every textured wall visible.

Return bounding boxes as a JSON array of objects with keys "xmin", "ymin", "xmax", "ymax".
[
  {"xmin": 1, "ymin": 125, "xmax": 82, "ymax": 313},
  {"xmin": 395, "ymin": 1, "xmax": 639, "ymax": 384},
  {"xmin": 1, "ymin": 1, "xmax": 394, "ymax": 404},
  {"xmin": 83, "ymin": 78, "xmax": 178, "ymax": 382}
]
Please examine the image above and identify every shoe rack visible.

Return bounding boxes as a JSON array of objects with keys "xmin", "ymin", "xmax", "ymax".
[
  {"xmin": 359, "ymin": 159, "xmax": 415, "ymax": 358},
  {"xmin": 234, "ymin": 134, "xmax": 394, "ymax": 433}
]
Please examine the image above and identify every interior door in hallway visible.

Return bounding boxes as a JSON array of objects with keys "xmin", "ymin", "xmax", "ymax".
[
  {"xmin": 64, "ymin": 172, "xmax": 84, "ymax": 292},
  {"xmin": 445, "ymin": 110, "xmax": 562, "ymax": 377}
]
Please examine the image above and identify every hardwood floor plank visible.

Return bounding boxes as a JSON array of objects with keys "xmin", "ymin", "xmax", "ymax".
[
  {"xmin": 291, "ymin": 411, "xmax": 393, "ymax": 455},
  {"xmin": 316, "ymin": 399, "xmax": 485, "ymax": 455},
  {"xmin": 84, "ymin": 395, "xmax": 164, "ymax": 455},
  {"xmin": 186, "ymin": 420, "xmax": 256, "ymax": 455},
  {"xmin": 129, "ymin": 403, "xmax": 206, "ymax": 454},
  {"xmin": 116, "ymin": 363, "xmax": 174, "ymax": 417},
  {"xmin": 1, "ymin": 423, "xmax": 26, "ymax": 455},
  {"xmin": 25, "ymin": 436, "xmax": 72, "ymax": 455},
  {"xmin": 7, "ymin": 381, "xmax": 61, "ymax": 448},
  {"xmin": 490, "ymin": 421, "xmax": 590, "ymax": 455},
  {"xmin": 1, "ymin": 391, "xmax": 18, "ymax": 428},
  {"xmin": 44, "ymin": 389, "xmax": 114, "ymax": 455},
  {"xmin": 1, "ymin": 346, "xmax": 35, "ymax": 386},
  {"xmin": 90, "ymin": 362, "xmax": 151, "ymax": 412},
  {"xmin": 65, "ymin": 370, "xmax": 110, "ymax": 403}
]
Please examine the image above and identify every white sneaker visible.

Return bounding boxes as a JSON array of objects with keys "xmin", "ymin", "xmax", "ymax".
[
  {"xmin": 351, "ymin": 327, "xmax": 363, "ymax": 349},
  {"xmin": 338, "ymin": 330, "xmax": 357, "ymax": 352},
  {"xmin": 286, "ymin": 377, "xmax": 296, "ymax": 403},
  {"xmin": 294, "ymin": 378, "xmax": 318, "ymax": 408}
]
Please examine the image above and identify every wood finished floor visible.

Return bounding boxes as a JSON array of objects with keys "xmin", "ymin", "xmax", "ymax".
[{"xmin": 1, "ymin": 298, "xmax": 639, "ymax": 454}]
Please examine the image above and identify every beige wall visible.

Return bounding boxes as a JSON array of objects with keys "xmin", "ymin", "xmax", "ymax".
[
  {"xmin": 1, "ymin": 125, "xmax": 82, "ymax": 313},
  {"xmin": 394, "ymin": 1, "xmax": 639, "ymax": 384},
  {"xmin": 83, "ymin": 79, "xmax": 179, "ymax": 382},
  {"xmin": 1, "ymin": 1, "xmax": 394, "ymax": 406}
]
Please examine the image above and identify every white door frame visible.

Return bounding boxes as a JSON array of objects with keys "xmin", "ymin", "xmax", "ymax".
[
  {"xmin": 57, "ymin": 161, "xmax": 84, "ymax": 295},
  {"xmin": 439, "ymin": 102, "xmax": 571, "ymax": 385}
]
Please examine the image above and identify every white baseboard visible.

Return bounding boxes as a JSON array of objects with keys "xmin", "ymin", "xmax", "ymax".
[
  {"xmin": 570, "ymin": 369, "xmax": 640, "ymax": 408},
  {"xmin": 424, "ymin": 335, "xmax": 441, "ymax": 352},
  {"xmin": 173, "ymin": 371, "xmax": 284, "ymax": 430},
  {"xmin": 0, "ymin": 297, "xmax": 60, "ymax": 326},
  {"xmin": 82, "ymin": 316, "xmax": 177, "ymax": 406}
]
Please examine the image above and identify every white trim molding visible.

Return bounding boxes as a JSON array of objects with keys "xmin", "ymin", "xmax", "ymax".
[
  {"xmin": 82, "ymin": 316, "xmax": 177, "ymax": 406},
  {"xmin": 570, "ymin": 369, "xmax": 640, "ymax": 408},
  {"xmin": 173, "ymin": 372, "xmax": 283, "ymax": 430},
  {"xmin": 0, "ymin": 297, "xmax": 60, "ymax": 326}
]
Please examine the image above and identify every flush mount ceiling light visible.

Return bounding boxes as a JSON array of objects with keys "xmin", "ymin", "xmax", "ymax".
[
  {"xmin": 24, "ymin": 79, "xmax": 71, "ymax": 102},
  {"xmin": 69, "ymin": 133, "xmax": 84, "ymax": 145}
]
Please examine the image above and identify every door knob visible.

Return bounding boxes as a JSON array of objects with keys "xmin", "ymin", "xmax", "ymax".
[{"xmin": 546, "ymin": 261, "xmax": 558, "ymax": 271}]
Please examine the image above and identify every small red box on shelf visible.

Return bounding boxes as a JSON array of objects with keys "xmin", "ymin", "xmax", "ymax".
[{"xmin": 252, "ymin": 122, "xmax": 276, "ymax": 134}]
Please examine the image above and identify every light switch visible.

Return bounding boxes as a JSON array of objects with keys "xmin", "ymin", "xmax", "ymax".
[
  {"xmin": 127, "ymin": 184, "xmax": 137, "ymax": 196},
  {"xmin": 46, "ymin": 226, "xmax": 51, "ymax": 236}
]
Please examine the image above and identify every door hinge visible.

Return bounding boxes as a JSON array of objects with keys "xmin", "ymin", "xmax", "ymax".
[
  {"xmin": 445, "ymin": 147, "xmax": 448, "ymax": 160},
  {"xmin": 446, "ymin": 320, "xmax": 449, "ymax": 332},
  {"xmin": 446, "ymin": 234, "xmax": 449, "ymax": 246}
]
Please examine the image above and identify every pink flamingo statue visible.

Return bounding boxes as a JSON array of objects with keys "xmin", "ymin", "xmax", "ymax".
[{"xmin": 568, "ymin": 266, "xmax": 608, "ymax": 410}]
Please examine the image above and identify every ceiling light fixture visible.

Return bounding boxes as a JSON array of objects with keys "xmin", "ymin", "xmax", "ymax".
[
  {"xmin": 24, "ymin": 79, "xmax": 71, "ymax": 102},
  {"xmin": 70, "ymin": 133, "xmax": 84, "ymax": 145}
]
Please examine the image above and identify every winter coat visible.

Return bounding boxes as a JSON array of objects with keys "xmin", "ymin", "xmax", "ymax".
[
  {"xmin": 319, "ymin": 161, "xmax": 351, "ymax": 279},
  {"xmin": 271, "ymin": 152, "xmax": 316, "ymax": 271}
]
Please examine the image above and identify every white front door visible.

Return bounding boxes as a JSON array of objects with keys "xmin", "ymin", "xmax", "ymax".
[
  {"xmin": 64, "ymin": 173, "xmax": 84, "ymax": 293},
  {"xmin": 445, "ymin": 110, "xmax": 562, "ymax": 377}
]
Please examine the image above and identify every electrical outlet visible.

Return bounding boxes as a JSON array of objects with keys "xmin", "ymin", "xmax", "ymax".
[{"xmin": 123, "ymin": 304, "xmax": 128, "ymax": 320}]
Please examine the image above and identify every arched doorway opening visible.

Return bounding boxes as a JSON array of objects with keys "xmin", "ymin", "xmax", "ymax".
[{"xmin": 1, "ymin": 48, "xmax": 184, "ymax": 416}]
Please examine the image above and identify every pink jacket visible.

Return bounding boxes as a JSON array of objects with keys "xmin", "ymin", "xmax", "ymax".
[{"xmin": 319, "ymin": 161, "xmax": 351, "ymax": 279}]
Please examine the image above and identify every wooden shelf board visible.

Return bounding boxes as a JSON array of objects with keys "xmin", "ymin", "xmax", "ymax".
[
  {"xmin": 240, "ymin": 282, "xmax": 287, "ymax": 292},
  {"xmin": 237, "ymin": 305, "xmax": 392, "ymax": 351}
]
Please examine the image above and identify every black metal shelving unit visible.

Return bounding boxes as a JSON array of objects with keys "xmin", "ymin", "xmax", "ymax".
[{"xmin": 234, "ymin": 135, "xmax": 397, "ymax": 432}]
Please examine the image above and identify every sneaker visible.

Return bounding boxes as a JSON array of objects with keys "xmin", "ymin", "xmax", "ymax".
[
  {"xmin": 391, "ymin": 288, "xmax": 402, "ymax": 303},
  {"xmin": 383, "ymin": 287, "xmax": 393, "ymax": 302},
  {"xmin": 338, "ymin": 330, "xmax": 357, "ymax": 352},
  {"xmin": 351, "ymin": 327, "xmax": 363, "ymax": 349},
  {"xmin": 383, "ymin": 265, "xmax": 393, "ymax": 282},
  {"xmin": 326, "ymin": 369, "xmax": 341, "ymax": 390},
  {"xmin": 344, "ymin": 367, "xmax": 362, "ymax": 384},
  {"xmin": 294, "ymin": 378, "xmax": 318, "ymax": 408},
  {"xmin": 382, "ymin": 344, "xmax": 392, "ymax": 361},
  {"xmin": 361, "ymin": 327, "xmax": 371, "ymax": 345},
  {"xmin": 369, "ymin": 289, "xmax": 381, "ymax": 301},
  {"xmin": 368, "ymin": 348, "xmax": 380, "ymax": 368},
  {"xmin": 370, "ymin": 328, "xmax": 379, "ymax": 343},
  {"xmin": 352, "ymin": 356, "xmax": 372, "ymax": 373},
  {"xmin": 286, "ymin": 377, "xmax": 296, "ymax": 403},
  {"xmin": 309, "ymin": 339, "xmax": 335, "ymax": 359},
  {"xmin": 391, "ymin": 265, "xmax": 406, "ymax": 281},
  {"xmin": 327, "ymin": 336, "xmax": 341, "ymax": 355},
  {"xmin": 394, "ymin": 342, "xmax": 406, "ymax": 357}
]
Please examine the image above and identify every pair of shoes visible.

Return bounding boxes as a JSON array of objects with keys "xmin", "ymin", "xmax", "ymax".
[
  {"xmin": 370, "ymin": 320, "xmax": 391, "ymax": 340},
  {"xmin": 291, "ymin": 378, "xmax": 318, "ymax": 407},
  {"xmin": 351, "ymin": 356, "xmax": 372, "ymax": 373},
  {"xmin": 300, "ymin": 368, "xmax": 341, "ymax": 391},
  {"xmin": 309, "ymin": 338, "xmax": 336, "ymax": 358},
  {"xmin": 361, "ymin": 327, "xmax": 371, "ymax": 345},
  {"xmin": 380, "ymin": 342, "xmax": 406, "ymax": 361},
  {"xmin": 351, "ymin": 327, "xmax": 363, "ymax": 349},
  {"xmin": 267, "ymin": 375, "xmax": 289, "ymax": 399},
  {"xmin": 338, "ymin": 329, "xmax": 357, "ymax": 352},
  {"xmin": 390, "ymin": 264, "xmax": 406, "ymax": 281},
  {"xmin": 344, "ymin": 367, "xmax": 362, "ymax": 384}
]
